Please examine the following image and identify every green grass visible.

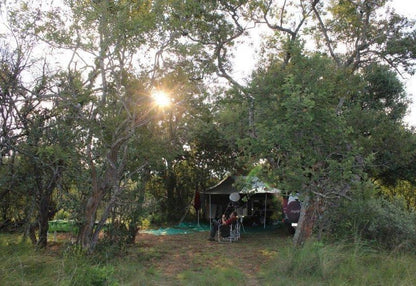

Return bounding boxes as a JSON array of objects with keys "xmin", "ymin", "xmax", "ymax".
[
  {"xmin": 1, "ymin": 232, "xmax": 415, "ymax": 285},
  {"xmin": 259, "ymin": 241, "xmax": 416, "ymax": 286}
]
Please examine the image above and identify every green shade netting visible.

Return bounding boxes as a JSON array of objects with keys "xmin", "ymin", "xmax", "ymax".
[
  {"xmin": 139, "ymin": 221, "xmax": 285, "ymax": 236},
  {"xmin": 140, "ymin": 222, "xmax": 210, "ymax": 236}
]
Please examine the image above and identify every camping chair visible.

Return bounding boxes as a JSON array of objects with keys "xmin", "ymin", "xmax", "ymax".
[{"xmin": 217, "ymin": 219, "xmax": 241, "ymax": 243}]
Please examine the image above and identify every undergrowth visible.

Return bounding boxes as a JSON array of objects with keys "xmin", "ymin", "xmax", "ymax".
[
  {"xmin": 260, "ymin": 240, "xmax": 416, "ymax": 286},
  {"xmin": 1, "ymin": 232, "xmax": 416, "ymax": 285}
]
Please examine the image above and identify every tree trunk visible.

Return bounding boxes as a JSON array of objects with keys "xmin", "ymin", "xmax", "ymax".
[
  {"xmin": 248, "ymin": 96, "xmax": 256, "ymax": 138},
  {"xmin": 166, "ymin": 169, "xmax": 177, "ymax": 220},
  {"xmin": 78, "ymin": 143, "xmax": 123, "ymax": 252},
  {"xmin": 28, "ymin": 223, "xmax": 38, "ymax": 245},
  {"xmin": 78, "ymin": 188, "xmax": 104, "ymax": 251},
  {"xmin": 37, "ymin": 195, "xmax": 50, "ymax": 248},
  {"xmin": 127, "ymin": 222, "xmax": 139, "ymax": 244},
  {"xmin": 293, "ymin": 194, "xmax": 317, "ymax": 246}
]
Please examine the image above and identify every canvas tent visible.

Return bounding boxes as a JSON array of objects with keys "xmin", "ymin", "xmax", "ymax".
[{"xmin": 202, "ymin": 176, "xmax": 281, "ymax": 229}]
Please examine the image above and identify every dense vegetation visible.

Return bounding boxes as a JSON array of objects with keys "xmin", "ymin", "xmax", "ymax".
[{"xmin": 1, "ymin": 0, "xmax": 416, "ymax": 259}]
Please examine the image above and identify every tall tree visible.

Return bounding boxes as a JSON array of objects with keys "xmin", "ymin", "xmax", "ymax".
[
  {"xmin": 4, "ymin": 0, "xmax": 166, "ymax": 251},
  {"xmin": 243, "ymin": 0, "xmax": 416, "ymax": 245},
  {"xmin": 0, "ymin": 41, "xmax": 74, "ymax": 247},
  {"xmin": 0, "ymin": 45, "xmax": 29, "ymax": 231},
  {"xmin": 240, "ymin": 52, "xmax": 366, "ymax": 245}
]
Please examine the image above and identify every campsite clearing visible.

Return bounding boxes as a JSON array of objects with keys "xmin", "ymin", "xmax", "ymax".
[
  {"xmin": 134, "ymin": 228, "xmax": 290, "ymax": 284},
  {"xmin": 2, "ymin": 227, "xmax": 416, "ymax": 285}
]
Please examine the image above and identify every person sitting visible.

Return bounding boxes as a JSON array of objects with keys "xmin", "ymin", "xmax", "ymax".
[{"xmin": 208, "ymin": 211, "xmax": 238, "ymax": 241}]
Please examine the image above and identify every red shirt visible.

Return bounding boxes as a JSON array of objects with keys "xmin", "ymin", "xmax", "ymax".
[{"xmin": 224, "ymin": 216, "xmax": 237, "ymax": 225}]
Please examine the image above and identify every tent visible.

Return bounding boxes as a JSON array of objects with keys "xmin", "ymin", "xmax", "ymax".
[{"xmin": 202, "ymin": 175, "xmax": 281, "ymax": 229}]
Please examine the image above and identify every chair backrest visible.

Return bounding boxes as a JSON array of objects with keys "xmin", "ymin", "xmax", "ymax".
[
  {"xmin": 229, "ymin": 219, "xmax": 240, "ymax": 237},
  {"xmin": 218, "ymin": 216, "xmax": 241, "ymax": 242}
]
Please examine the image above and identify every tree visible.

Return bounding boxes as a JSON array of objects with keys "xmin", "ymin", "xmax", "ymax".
[
  {"xmin": 242, "ymin": 0, "xmax": 415, "ymax": 245},
  {"xmin": 345, "ymin": 64, "xmax": 416, "ymax": 186},
  {"xmin": 242, "ymin": 52, "xmax": 367, "ymax": 245},
  {"xmin": 143, "ymin": 67, "xmax": 233, "ymax": 222},
  {"xmin": 4, "ymin": 0, "xmax": 165, "ymax": 251},
  {"xmin": 313, "ymin": 0, "xmax": 416, "ymax": 73},
  {"xmin": 0, "ymin": 41, "xmax": 75, "ymax": 247},
  {"xmin": 0, "ymin": 46, "xmax": 28, "ymax": 231},
  {"xmin": 3, "ymin": 0, "xmax": 415, "ymax": 250}
]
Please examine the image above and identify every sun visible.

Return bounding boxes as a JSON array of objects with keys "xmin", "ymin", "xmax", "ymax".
[{"xmin": 152, "ymin": 90, "xmax": 171, "ymax": 107}]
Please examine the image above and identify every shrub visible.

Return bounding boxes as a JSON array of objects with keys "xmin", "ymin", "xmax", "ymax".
[
  {"xmin": 55, "ymin": 209, "xmax": 71, "ymax": 220},
  {"xmin": 325, "ymin": 196, "xmax": 416, "ymax": 252}
]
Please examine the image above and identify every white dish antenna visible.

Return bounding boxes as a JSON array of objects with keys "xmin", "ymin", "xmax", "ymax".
[{"xmin": 229, "ymin": 192, "xmax": 240, "ymax": 202}]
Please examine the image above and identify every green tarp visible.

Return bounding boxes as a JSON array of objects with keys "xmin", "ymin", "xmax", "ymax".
[{"xmin": 139, "ymin": 222, "xmax": 210, "ymax": 236}]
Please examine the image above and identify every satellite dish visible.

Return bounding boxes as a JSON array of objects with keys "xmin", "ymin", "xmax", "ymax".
[{"xmin": 229, "ymin": 192, "xmax": 240, "ymax": 202}]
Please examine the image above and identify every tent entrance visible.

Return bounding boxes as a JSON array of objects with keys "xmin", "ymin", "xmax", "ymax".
[{"xmin": 203, "ymin": 176, "xmax": 282, "ymax": 229}]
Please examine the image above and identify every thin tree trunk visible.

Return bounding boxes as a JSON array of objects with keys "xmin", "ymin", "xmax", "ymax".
[{"xmin": 28, "ymin": 223, "xmax": 37, "ymax": 245}]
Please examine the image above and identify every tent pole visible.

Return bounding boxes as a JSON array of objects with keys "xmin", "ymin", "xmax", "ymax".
[
  {"xmin": 264, "ymin": 193, "xmax": 267, "ymax": 229},
  {"xmin": 209, "ymin": 194, "xmax": 212, "ymax": 229}
]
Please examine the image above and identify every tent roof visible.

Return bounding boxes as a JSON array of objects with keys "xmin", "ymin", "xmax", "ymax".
[
  {"xmin": 241, "ymin": 176, "xmax": 281, "ymax": 194},
  {"xmin": 203, "ymin": 175, "xmax": 281, "ymax": 195},
  {"xmin": 204, "ymin": 176, "xmax": 237, "ymax": 195}
]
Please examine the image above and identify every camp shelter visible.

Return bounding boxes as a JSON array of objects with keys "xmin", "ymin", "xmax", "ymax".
[{"xmin": 202, "ymin": 175, "xmax": 281, "ymax": 229}]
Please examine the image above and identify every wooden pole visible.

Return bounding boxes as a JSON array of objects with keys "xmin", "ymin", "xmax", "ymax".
[{"xmin": 209, "ymin": 195, "xmax": 212, "ymax": 229}]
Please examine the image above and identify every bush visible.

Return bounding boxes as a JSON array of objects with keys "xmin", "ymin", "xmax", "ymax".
[
  {"xmin": 55, "ymin": 209, "xmax": 71, "ymax": 220},
  {"xmin": 325, "ymin": 196, "xmax": 416, "ymax": 252}
]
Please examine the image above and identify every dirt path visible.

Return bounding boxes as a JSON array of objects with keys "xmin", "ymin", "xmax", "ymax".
[{"xmin": 134, "ymin": 228, "xmax": 291, "ymax": 283}]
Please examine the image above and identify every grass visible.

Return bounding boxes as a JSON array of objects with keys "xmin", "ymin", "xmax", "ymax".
[{"xmin": 1, "ymin": 229, "xmax": 416, "ymax": 286}]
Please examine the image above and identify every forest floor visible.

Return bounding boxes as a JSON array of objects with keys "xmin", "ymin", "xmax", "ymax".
[
  {"xmin": 132, "ymin": 227, "xmax": 292, "ymax": 285},
  {"xmin": 2, "ymin": 227, "xmax": 416, "ymax": 285}
]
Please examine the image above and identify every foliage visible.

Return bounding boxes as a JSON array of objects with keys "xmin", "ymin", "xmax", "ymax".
[
  {"xmin": 379, "ymin": 180, "xmax": 416, "ymax": 210},
  {"xmin": 318, "ymin": 0, "xmax": 416, "ymax": 72},
  {"xmin": 325, "ymin": 191, "xmax": 416, "ymax": 251},
  {"xmin": 344, "ymin": 64, "xmax": 416, "ymax": 186},
  {"xmin": 0, "ymin": 43, "xmax": 76, "ymax": 247},
  {"xmin": 226, "ymin": 51, "xmax": 367, "ymax": 245},
  {"xmin": 2, "ymin": 0, "xmax": 177, "ymax": 251}
]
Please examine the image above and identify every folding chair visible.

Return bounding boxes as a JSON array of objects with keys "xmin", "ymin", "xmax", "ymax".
[{"xmin": 217, "ymin": 219, "xmax": 241, "ymax": 243}]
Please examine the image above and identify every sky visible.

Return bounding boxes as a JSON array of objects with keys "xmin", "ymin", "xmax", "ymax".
[{"xmin": 393, "ymin": 0, "xmax": 416, "ymax": 127}]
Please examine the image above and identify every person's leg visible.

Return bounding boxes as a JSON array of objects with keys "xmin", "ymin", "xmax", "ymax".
[
  {"xmin": 209, "ymin": 220, "xmax": 220, "ymax": 239},
  {"xmin": 219, "ymin": 224, "xmax": 230, "ymax": 237}
]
